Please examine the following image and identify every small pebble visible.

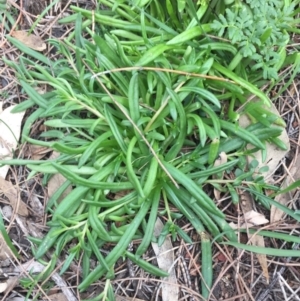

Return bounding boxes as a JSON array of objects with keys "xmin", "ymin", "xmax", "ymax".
[{"xmin": 1, "ymin": 206, "xmax": 12, "ymax": 220}]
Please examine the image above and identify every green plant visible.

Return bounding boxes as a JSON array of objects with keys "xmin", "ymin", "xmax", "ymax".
[
  {"xmin": 0, "ymin": 0, "xmax": 18, "ymax": 31},
  {"xmin": 2, "ymin": 0, "xmax": 300, "ymax": 300},
  {"xmin": 211, "ymin": 0, "xmax": 300, "ymax": 79}
]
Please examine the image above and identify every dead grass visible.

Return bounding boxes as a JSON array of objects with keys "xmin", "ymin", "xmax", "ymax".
[{"xmin": 0, "ymin": 1, "xmax": 300, "ymax": 301}]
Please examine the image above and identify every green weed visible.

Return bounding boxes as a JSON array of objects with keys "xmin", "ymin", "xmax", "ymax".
[{"xmin": 2, "ymin": 1, "xmax": 300, "ymax": 300}]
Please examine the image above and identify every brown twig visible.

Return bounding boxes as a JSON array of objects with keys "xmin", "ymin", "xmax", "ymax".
[{"xmin": 8, "ymin": 0, "xmax": 23, "ymax": 35}]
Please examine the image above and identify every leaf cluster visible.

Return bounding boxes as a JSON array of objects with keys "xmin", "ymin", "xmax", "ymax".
[
  {"xmin": 211, "ymin": 0, "xmax": 299, "ymax": 79},
  {"xmin": 2, "ymin": 0, "xmax": 300, "ymax": 299}
]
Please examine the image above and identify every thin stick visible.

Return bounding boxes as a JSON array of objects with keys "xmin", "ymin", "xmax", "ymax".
[
  {"xmin": 86, "ymin": 63, "xmax": 179, "ymax": 188},
  {"xmin": 92, "ymin": 66, "xmax": 235, "ymax": 83},
  {"xmin": 9, "ymin": 0, "xmax": 23, "ymax": 35}
]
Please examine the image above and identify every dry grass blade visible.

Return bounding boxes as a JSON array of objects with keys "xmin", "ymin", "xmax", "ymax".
[
  {"xmin": 93, "ymin": 66, "xmax": 236, "ymax": 83},
  {"xmin": 1, "ymin": 1, "xmax": 300, "ymax": 300}
]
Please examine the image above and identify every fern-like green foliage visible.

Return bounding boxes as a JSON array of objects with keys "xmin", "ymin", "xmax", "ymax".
[{"xmin": 211, "ymin": 0, "xmax": 298, "ymax": 79}]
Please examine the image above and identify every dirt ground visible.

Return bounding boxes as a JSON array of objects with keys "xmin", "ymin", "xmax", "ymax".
[{"xmin": 1, "ymin": 1, "xmax": 300, "ymax": 301}]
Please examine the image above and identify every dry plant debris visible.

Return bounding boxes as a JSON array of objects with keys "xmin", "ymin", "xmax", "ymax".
[
  {"xmin": 0, "ymin": 1, "xmax": 300, "ymax": 301},
  {"xmin": 11, "ymin": 31, "xmax": 46, "ymax": 52},
  {"xmin": 151, "ymin": 218, "xmax": 178, "ymax": 301},
  {"xmin": 0, "ymin": 104, "xmax": 25, "ymax": 178}
]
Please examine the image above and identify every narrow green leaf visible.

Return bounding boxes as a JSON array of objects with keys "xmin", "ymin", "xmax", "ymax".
[
  {"xmin": 275, "ymin": 179, "xmax": 300, "ymax": 196},
  {"xmin": 213, "ymin": 62, "xmax": 271, "ymax": 106},
  {"xmin": 6, "ymin": 36, "xmax": 51, "ymax": 65},
  {"xmin": 222, "ymin": 242, "xmax": 300, "ymax": 257},
  {"xmin": 0, "ymin": 213, "xmax": 20, "ymax": 258},
  {"xmin": 135, "ymin": 44, "xmax": 173, "ymax": 66},
  {"xmin": 179, "ymin": 86, "xmax": 221, "ymax": 108},
  {"xmin": 104, "ymin": 105, "xmax": 128, "ymax": 154},
  {"xmin": 166, "ymin": 24, "xmax": 212, "ymax": 45},
  {"xmin": 128, "ymin": 72, "xmax": 140, "ymax": 123}
]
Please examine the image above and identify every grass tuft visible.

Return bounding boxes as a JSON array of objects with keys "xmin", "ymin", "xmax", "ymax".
[{"xmin": 2, "ymin": 0, "xmax": 300, "ymax": 299}]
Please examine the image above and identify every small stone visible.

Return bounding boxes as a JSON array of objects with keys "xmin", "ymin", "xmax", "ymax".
[{"xmin": 2, "ymin": 206, "xmax": 12, "ymax": 219}]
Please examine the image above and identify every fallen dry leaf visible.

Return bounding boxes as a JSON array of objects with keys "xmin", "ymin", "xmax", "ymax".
[
  {"xmin": 214, "ymin": 152, "xmax": 227, "ymax": 168},
  {"xmin": 271, "ymin": 155, "xmax": 300, "ymax": 222},
  {"xmin": 47, "ymin": 152, "xmax": 72, "ymax": 203},
  {"xmin": 244, "ymin": 210, "xmax": 269, "ymax": 226},
  {"xmin": 48, "ymin": 174, "xmax": 72, "ymax": 204},
  {"xmin": 0, "ymin": 177, "xmax": 28, "ymax": 216},
  {"xmin": 240, "ymin": 191, "xmax": 253, "ymax": 212},
  {"xmin": 250, "ymin": 235, "xmax": 269, "ymax": 283},
  {"xmin": 151, "ymin": 218, "xmax": 178, "ymax": 301},
  {"xmin": 213, "ymin": 185, "xmax": 221, "ymax": 201},
  {"xmin": 0, "ymin": 281, "xmax": 7, "ymax": 293},
  {"xmin": 238, "ymin": 104, "xmax": 288, "ymax": 282},
  {"xmin": 239, "ymin": 103, "xmax": 290, "ymax": 180},
  {"xmin": 213, "ymin": 152, "xmax": 227, "ymax": 200},
  {"xmin": 24, "ymin": 144, "xmax": 51, "ymax": 160},
  {"xmin": 0, "ymin": 105, "xmax": 25, "ymax": 179},
  {"xmin": 231, "ymin": 193, "xmax": 269, "ymax": 228},
  {"xmin": 28, "ymin": 194, "xmax": 44, "ymax": 217},
  {"xmin": 0, "ymin": 276, "xmax": 18, "ymax": 295},
  {"xmin": 11, "ymin": 31, "xmax": 46, "ymax": 51},
  {"xmin": 231, "ymin": 192, "xmax": 269, "ymax": 282},
  {"xmin": 257, "ymin": 131, "xmax": 289, "ymax": 180}
]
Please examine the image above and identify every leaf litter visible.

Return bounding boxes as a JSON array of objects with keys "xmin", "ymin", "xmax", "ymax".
[
  {"xmin": 11, "ymin": 31, "xmax": 46, "ymax": 52},
  {"xmin": 151, "ymin": 218, "xmax": 178, "ymax": 301},
  {"xmin": 0, "ymin": 104, "xmax": 25, "ymax": 179},
  {"xmin": 0, "ymin": 1, "xmax": 297, "ymax": 300}
]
